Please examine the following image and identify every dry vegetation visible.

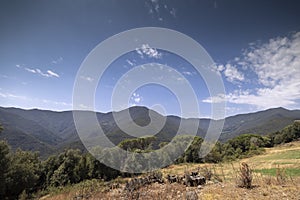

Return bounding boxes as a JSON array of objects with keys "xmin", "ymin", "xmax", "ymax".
[{"xmin": 42, "ymin": 141, "xmax": 300, "ymax": 200}]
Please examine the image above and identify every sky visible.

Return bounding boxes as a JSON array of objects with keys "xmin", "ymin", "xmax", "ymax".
[{"xmin": 0, "ymin": 0, "xmax": 300, "ymax": 118}]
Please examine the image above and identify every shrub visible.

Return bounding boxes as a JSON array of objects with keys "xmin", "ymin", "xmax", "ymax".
[{"xmin": 237, "ymin": 162, "xmax": 252, "ymax": 189}]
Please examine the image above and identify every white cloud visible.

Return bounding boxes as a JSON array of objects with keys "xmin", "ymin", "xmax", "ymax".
[
  {"xmin": 133, "ymin": 93, "xmax": 138, "ymax": 97},
  {"xmin": 126, "ymin": 59, "xmax": 135, "ymax": 66},
  {"xmin": 25, "ymin": 68, "xmax": 36, "ymax": 73},
  {"xmin": 204, "ymin": 32, "xmax": 300, "ymax": 110},
  {"xmin": 131, "ymin": 92, "xmax": 142, "ymax": 104},
  {"xmin": 170, "ymin": 8, "xmax": 176, "ymax": 18},
  {"xmin": 47, "ymin": 70, "xmax": 59, "ymax": 78},
  {"xmin": 23, "ymin": 67, "xmax": 60, "ymax": 78},
  {"xmin": 215, "ymin": 63, "xmax": 245, "ymax": 83},
  {"xmin": 243, "ymin": 32, "xmax": 300, "ymax": 87},
  {"xmin": 80, "ymin": 75, "xmax": 94, "ymax": 82},
  {"xmin": 145, "ymin": 0, "xmax": 176, "ymax": 21},
  {"xmin": 216, "ymin": 64, "xmax": 225, "ymax": 71},
  {"xmin": 134, "ymin": 97, "xmax": 141, "ymax": 103},
  {"xmin": 136, "ymin": 44, "xmax": 162, "ymax": 59},
  {"xmin": 182, "ymin": 71, "xmax": 193, "ymax": 76},
  {"xmin": 78, "ymin": 104, "xmax": 92, "ymax": 110},
  {"xmin": 176, "ymin": 77, "xmax": 184, "ymax": 81}
]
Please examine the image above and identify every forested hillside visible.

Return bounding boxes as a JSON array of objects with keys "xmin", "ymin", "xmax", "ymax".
[{"xmin": 0, "ymin": 106, "xmax": 299, "ymax": 157}]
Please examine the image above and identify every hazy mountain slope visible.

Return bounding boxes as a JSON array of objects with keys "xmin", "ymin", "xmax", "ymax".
[
  {"xmin": 0, "ymin": 107, "xmax": 61, "ymax": 145},
  {"xmin": 3, "ymin": 107, "xmax": 76, "ymax": 139},
  {"xmin": 0, "ymin": 108, "xmax": 56, "ymax": 156}
]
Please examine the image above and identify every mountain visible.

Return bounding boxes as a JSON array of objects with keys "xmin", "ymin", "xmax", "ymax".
[
  {"xmin": 0, "ymin": 106, "xmax": 299, "ymax": 158},
  {"xmin": 220, "ymin": 107, "xmax": 300, "ymax": 141}
]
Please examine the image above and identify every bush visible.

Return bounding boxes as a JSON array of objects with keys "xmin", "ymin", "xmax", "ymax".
[{"xmin": 237, "ymin": 162, "xmax": 252, "ymax": 189}]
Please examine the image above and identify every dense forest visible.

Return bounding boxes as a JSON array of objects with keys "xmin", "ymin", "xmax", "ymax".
[{"xmin": 0, "ymin": 120, "xmax": 299, "ymax": 199}]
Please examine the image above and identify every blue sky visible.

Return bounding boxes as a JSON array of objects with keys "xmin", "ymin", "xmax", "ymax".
[{"xmin": 0, "ymin": 0, "xmax": 300, "ymax": 118}]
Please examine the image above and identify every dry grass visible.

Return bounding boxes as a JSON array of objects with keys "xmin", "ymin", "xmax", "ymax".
[{"xmin": 42, "ymin": 178, "xmax": 300, "ymax": 200}]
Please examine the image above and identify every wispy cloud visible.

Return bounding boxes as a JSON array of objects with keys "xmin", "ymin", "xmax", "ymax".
[
  {"xmin": 25, "ymin": 68, "xmax": 37, "ymax": 73},
  {"xmin": 35, "ymin": 68, "xmax": 60, "ymax": 78},
  {"xmin": 182, "ymin": 71, "xmax": 196, "ymax": 76},
  {"xmin": 0, "ymin": 74, "xmax": 10, "ymax": 79},
  {"xmin": 80, "ymin": 75, "xmax": 94, "ymax": 82},
  {"xmin": 145, "ymin": 0, "xmax": 177, "ymax": 21},
  {"xmin": 136, "ymin": 44, "xmax": 162, "ymax": 59},
  {"xmin": 41, "ymin": 99, "xmax": 71, "ymax": 107},
  {"xmin": 202, "ymin": 93, "xmax": 226, "ymax": 104},
  {"xmin": 126, "ymin": 59, "xmax": 135, "ymax": 66},
  {"xmin": 19, "ymin": 65, "xmax": 60, "ymax": 78},
  {"xmin": 0, "ymin": 91, "xmax": 28, "ymax": 100},
  {"xmin": 214, "ymin": 1, "xmax": 218, "ymax": 9},
  {"xmin": 0, "ymin": 90, "xmax": 71, "ymax": 110},
  {"xmin": 51, "ymin": 57, "xmax": 63, "ymax": 64},
  {"xmin": 169, "ymin": 8, "xmax": 176, "ymax": 18},
  {"xmin": 77, "ymin": 104, "xmax": 93, "ymax": 110}
]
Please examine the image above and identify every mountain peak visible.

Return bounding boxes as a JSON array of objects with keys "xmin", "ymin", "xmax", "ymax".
[{"xmin": 272, "ymin": 107, "xmax": 289, "ymax": 111}]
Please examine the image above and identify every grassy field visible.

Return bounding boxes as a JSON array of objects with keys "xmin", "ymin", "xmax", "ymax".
[{"xmin": 41, "ymin": 141, "xmax": 300, "ymax": 200}]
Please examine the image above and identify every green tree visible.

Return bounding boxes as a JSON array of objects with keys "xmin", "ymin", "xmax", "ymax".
[
  {"xmin": 183, "ymin": 136, "xmax": 204, "ymax": 163},
  {"xmin": 269, "ymin": 121, "xmax": 300, "ymax": 145},
  {"xmin": 204, "ymin": 141, "xmax": 224, "ymax": 163},
  {"xmin": 41, "ymin": 155, "xmax": 62, "ymax": 188},
  {"xmin": 6, "ymin": 149, "xmax": 42, "ymax": 199},
  {"xmin": 0, "ymin": 140, "xmax": 10, "ymax": 199},
  {"xmin": 118, "ymin": 136, "xmax": 156, "ymax": 152},
  {"xmin": 50, "ymin": 149, "xmax": 82, "ymax": 186}
]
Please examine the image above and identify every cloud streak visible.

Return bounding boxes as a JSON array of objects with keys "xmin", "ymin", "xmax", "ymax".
[
  {"xmin": 19, "ymin": 65, "xmax": 60, "ymax": 78},
  {"xmin": 47, "ymin": 70, "xmax": 59, "ymax": 78},
  {"xmin": 80, "ymin": 75, "xmax": 94, "ymax": 82}
]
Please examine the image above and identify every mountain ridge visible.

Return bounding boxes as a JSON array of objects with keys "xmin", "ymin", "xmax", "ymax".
[{"xmin": 0, "ymin": 106, "xmax": 299, "ymax": 158}]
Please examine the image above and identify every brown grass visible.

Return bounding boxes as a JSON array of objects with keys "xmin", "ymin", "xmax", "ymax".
[{"xmin": 42, "ymin": 177, "xmax": 300, "ymax": 200}]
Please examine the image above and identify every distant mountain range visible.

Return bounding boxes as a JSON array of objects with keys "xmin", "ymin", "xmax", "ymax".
[{"xmin": 0, "ymin": 106, "xmax": 299, "ymax": 158}]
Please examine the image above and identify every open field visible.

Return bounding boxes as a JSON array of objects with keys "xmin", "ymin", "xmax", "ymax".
[{"xmin": 42, "ymin": 141, "xmax": 300, "ymax": 200}]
